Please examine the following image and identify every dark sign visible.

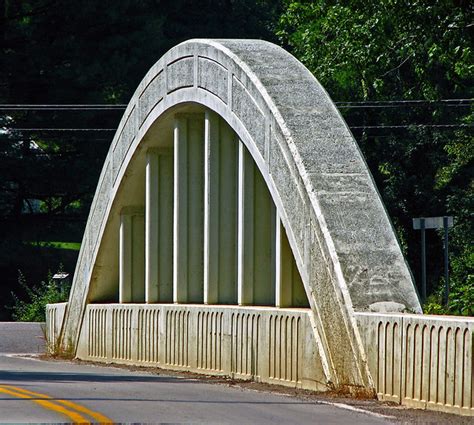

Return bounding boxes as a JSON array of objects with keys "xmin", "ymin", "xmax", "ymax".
[{"xmin": 413, "ymin": 216, "xmax": 454, "ymax": 230}]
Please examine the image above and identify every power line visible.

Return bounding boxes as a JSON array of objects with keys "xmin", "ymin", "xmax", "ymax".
[
  {"xmin": 1, "ymin": 124, "xmax": 471, "ymax": 133},
  {"xmin": 349, "ymin": 124, "xmax": 473, "ymax": 130},
  {"xmin": 0, "ymin": 104, "xmax": 127, "ymax": 111},
  {"xmin": 0, "ymin": 99, "xmax": 472, "ymax": 110},
  {"xmin": 338, "ymin": 104, "xmax": 472, "ymax": 109},
  {"xmin": 0, "ymin": 138, "xmax": 111, "ymax": 142},
  {"xmin": 6, "ymin": 128, "xmax": 116, "ymax": 132},
  {"xmin": 335, "ymin": 98, "xmax": 473, "ymax": 106}
]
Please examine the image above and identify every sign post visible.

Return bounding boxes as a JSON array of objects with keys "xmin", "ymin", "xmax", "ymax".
[
  {"xmin": 413, "ymin": 216, "xmax": 454, "ymax": 305},
  {"xmin": 443, "ymin": 216, "xmax": 450, "ymax": 305},
  {"xmin": 420, "ymin": 218, "xmax": 426, "ymax": 302}
]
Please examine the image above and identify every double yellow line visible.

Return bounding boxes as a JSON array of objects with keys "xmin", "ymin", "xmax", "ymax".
[{"xmin": 0, "ymin": 384, "xmax": 113, "ymax": 423}]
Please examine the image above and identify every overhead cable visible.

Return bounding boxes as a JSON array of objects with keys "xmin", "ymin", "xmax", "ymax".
[{"xmin": 350, "ymin": 124, "xmax": 473, "ymax": 130}]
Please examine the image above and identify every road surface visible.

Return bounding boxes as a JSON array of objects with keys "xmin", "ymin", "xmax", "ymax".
[
  {"xmin": 0, "ymin": 322, "xmax": 468, "ymax": 424},
  {"xmin": 0, "ymin": 323, "xmax": 395, "ymax": 424},
  {"xmin": 0, "ymin": 353, "xmax": 395, "ymax": 424}
]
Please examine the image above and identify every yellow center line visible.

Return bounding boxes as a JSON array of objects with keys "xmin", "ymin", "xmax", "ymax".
[
  {"xmin": 0, "ymin": 386, "xmax": 90, "ymax": 424},
  {"xmin": 0, "ymin": 384, "xmax": 113, "ymax": 424}
]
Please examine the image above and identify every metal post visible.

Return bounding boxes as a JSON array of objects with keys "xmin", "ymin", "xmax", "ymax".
[
  {"xmin": 413, "ymin": 215, "xmax": 454, "ymax": 306},
  {"xmin": 443, "ymin": 216, "xmax": 449, "ymax": 306},
  {"xmin": 420, "ymin": 218, "xmax": 426, "ymax": 303}
]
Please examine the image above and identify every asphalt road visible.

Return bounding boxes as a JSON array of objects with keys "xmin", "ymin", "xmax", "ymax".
[
  {"xmin": 0, "ymin": 353, "xmax": 395, "ymax": 424},
  {"xmin": 0, "ymin": 323, "xmax": 395, "ymax": 424},
  {"xmin": 0, "ymin": 322, "xmax": 46, "ymax": 354},
  {"xmin": 0, "ymin": 323, "xmax": 467, "ymax": 424}
]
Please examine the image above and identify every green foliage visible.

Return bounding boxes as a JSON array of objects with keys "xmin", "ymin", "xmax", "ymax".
[
  {"xmin": 277, "ymin": 0, "xmax": 472, "ymax": 100},
  {"xmin": 10, "ymin": 269, "xmax": 70, "ymax": 322},
  {"xmin": 0, "ymin": 0, "xmax": 282, "ymax": 319},
  {"xmin": 1, "ymin": 0, "xmax": 472, "ymax": 319},
  {"xmin": 425, "ymin": 244, "xmax": 474, "ymax": 316},
  {"xmin": 278, "ymin": 0, "xmax": 473, "ymax": 315}
]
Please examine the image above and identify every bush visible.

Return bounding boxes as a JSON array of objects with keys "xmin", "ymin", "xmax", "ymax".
[
  {"xmin": 424, "ymin": 244, "xmax": 474, "ymax": 316},
  {"xmin": 10, "ymin": 269, "xmax": 70, "ymax": 322}
]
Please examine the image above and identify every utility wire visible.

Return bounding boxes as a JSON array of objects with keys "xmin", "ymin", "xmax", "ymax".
[
  {"xmin": 6, "ymin": 128, "xmax": 116, "ymax": 132},
  {"xmin": 349, "ymin": 124, "xmax": 473, "ymax": 130},
  {"xmin": 0, "ymin": 104, "xmax": 127, "ymax": 111},
  {"xmin": 0, "ymin": 99, "xmax": 471, "ymax": 110},
  {"xmin": 0, "ymin": 137, "xmax": 111, "ymax": 141},
  {"xmin": 338, "ymin": 104, "xmax": 472, "ymax": 109},
  {"xmin": 335, "ymin": 98, "xmax": 473, "ymax": 106},
  {"xmin": 3, "ymin": 124, "xmax": 471, "ymax": 132}
]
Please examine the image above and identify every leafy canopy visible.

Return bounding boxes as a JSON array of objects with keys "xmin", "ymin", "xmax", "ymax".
[{"xmin": 278, "ymin": 0, "xmax": 473, "ymax": 314}]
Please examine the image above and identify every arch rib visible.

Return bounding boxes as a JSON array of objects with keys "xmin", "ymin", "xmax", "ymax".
[{"xmin": 62, "ymin": 39, "xmax": 421, "ymax": 390}]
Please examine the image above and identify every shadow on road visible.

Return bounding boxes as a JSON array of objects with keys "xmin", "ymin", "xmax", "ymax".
[
  {"xmin": 0, "ymin": 370, "xmax": 197, "ymax": 384},
  {"xmin": 0, "ymin": 393, "xmax": 315, "ymax": 405}
]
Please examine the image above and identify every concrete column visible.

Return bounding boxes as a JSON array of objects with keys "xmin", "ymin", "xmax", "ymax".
[
  {"xmin": 204, "ymin": 111, "xmax": 238, "ymax": 304},
  {"xmin": 120, "ymin": 213, "xmax": 132, "ymax": 303},
  {"xmin": 173, "ymin": 114, "xmax": 205, "ymax": 303},
  {"xmin": 146, "ymin": 148, "xmax": 173, "ymax": 303},
  {"xmin": 146, "ymin": 150, "xmax": 159, "ymax": 303},
  {"xmin": 288, "ymin": 237, "xmax": 309, "ymax": 307},
  {"xmin": 253, "ymin": 167, "xmax": 275, "ymax": 306},
  {"xmin": 276, "ymin": 216, "xmax": 309, "ymax": 308},
  {"xmin": 173, "ymin": 117, "xmax": 187, "ymax": 303},
  {"xmin": 237, "ymin": 142, "xmax": 275, "ymax": 306},
  {"xmin": 237, "ymin": 143, "xmax": 254, "ymax": 305},
  {"xmin": 204, "ymin": 112, "xmax": 219, "ymax": 304},
  {"xmin": 275, "ymin": 216, "xmax": 291, "ymax": 307},
  {"xmin": 119, "ymin": 206, "xmax": 145, "ymax": 303},
  {"xmin": 218, "ymin": 120, "xmax": 238, "ymax": 303}
]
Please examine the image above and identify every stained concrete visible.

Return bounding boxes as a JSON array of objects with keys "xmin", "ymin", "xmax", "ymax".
[{"xmin": 61, "ymin": 39, "xmax": 422, "ymax": 392}]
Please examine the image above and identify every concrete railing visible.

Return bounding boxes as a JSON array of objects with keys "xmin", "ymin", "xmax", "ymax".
[
  {"xmin": 45, "ymin": 302, "xmax": 68, "ymax": 351},
  {"xmin": 356, "ymin": 312, "xmax": 474, "ymax": 416},
  {"xmin": 76, "ymin": 304, "xmax": 326, "ymax": 391},
  {"xmin": 47, "ymin": 303, "xmax": 473, "ymax": 416}
]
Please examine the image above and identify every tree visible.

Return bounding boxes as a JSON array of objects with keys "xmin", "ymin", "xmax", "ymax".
[
  {"xmin": 277, "ymin": 0, "xmax": 473, "ymax": 313},
  {"xmin": 0, "ymin": 0, "xmax": 282, "ymax": 319}
]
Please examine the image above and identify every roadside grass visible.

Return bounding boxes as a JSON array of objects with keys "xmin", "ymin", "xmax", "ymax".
[{"xmin": 41, "ymin": 324, "xmax": 75, "ymax": 360}]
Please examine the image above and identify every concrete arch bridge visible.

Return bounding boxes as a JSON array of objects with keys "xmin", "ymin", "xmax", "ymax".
[{"xmin": 47, "ymin": 40, "xmax": 473, "ymax": 416}]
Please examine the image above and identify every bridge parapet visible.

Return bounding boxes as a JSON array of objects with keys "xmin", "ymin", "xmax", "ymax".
[
  {"xmin": 74, "ymin": 303, "xmax": 326, "ymax": 391},
  {"xmin": 47, "ymin": 302, "xmax": 474, "ymax": 415},
  {"xmin": 356, "ymin": 312, "xmax": 474, "ymax": 416},
  {"xmin": 45, "ymin": 302, "xmax": 68, "ymax": 352}
]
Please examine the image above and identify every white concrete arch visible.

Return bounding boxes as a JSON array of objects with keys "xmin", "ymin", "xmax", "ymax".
[{"xmin": 62, "ymin": 39, "xmax": 421, "ymax": 390}]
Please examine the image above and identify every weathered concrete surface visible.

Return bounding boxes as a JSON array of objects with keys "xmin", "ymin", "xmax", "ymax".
[
  {"xmin": 51, "ymin": 302, "xmax": 474, "ymax": 417},
  {"xmin": 356, "ymin": 312, "xmax": 474, "ymax": 416},
  {"xmin": 45, "ymin": 303, "xmax": 67, "ymax": 350},
  {"xmin": 61, "ymin": 39, "xmax": 422, "ymax": 391},
  {"xmin": 0, "ymin": 322, "xmax": 45, "ymax": 353},
  {"xmin": 74, "ymin": 304, "xmax": 327, "ymax": 392}
]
